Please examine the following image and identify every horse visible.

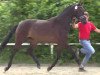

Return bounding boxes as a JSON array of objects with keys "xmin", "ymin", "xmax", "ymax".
[{"xmin": 0, "ymin": 2, "xmax": 87, "ymax": 72}]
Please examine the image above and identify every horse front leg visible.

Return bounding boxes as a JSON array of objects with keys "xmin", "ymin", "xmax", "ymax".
[
  {"xmin": 47, "ymin": 46, "xmax": 62, "ymax": 71},
  {"xmin": 67, "ymin": 45, "xmax": 81, "ymax": 65},
  {"xmin": 4, "ymin": 48, "xmax": 18, "ymax": 72}
]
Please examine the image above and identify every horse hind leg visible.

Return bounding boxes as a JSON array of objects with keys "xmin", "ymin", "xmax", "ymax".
[
  {"xmin": 4, "ymin": 43, "xmax": 21, "ymax": 72},
  {"xmin": 4, "ymin": 47, "xmax": 18, "ymax": 71},
  {"xmin": 26, "ymin": 44, "xmax": 40, "ymax": 69},
  {"xmin": 27, "ymin": 37, "xmax": 40, "ymax": 69},
  {"xmin": 4, "ymin": 35, "xmax": 27, "ymax": 72}
]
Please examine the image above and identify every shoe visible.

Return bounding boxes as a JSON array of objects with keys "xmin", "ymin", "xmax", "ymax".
[{"xmin": 79, "ymin": 68, "xmax": 87, "ymax": 72}]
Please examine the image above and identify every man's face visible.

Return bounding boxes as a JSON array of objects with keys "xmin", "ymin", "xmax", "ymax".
[{"xmin": 84, "ymin": 15, "xmax": 89, "ymax": 21}]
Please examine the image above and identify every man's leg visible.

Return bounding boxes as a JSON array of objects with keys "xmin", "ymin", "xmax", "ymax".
[{"xmin": 79, "ymin": 40, "xmax": 95, "ymax": 72}]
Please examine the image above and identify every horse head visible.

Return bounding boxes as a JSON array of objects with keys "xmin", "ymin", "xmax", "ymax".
[{"xmin": 72, "ymin": 3, "xmax": 87, "ymax": 24}]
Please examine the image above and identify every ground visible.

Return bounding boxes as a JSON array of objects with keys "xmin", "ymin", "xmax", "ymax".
[{"xmin": 0, "ymin": 64, "xmax": 100, "ymax": 75}]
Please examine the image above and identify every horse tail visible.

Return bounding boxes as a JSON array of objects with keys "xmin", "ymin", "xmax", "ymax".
[{"xmin": 0, "ymin": 25, "xmax": 18, "ymax": 53}]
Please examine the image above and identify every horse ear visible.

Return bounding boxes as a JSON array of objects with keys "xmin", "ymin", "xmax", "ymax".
[{"xmin": 78, "ymin": 0, "xmax": 83, "ymax": 6}]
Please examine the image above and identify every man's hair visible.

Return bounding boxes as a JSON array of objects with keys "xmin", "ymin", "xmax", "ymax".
[{"xmin": 84, "ymin": 11, "xmax": 89, "ymax": 17}]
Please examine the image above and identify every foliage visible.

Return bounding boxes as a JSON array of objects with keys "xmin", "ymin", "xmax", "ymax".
[{"xmin": 0, "ymin": 0, "xmax": 100, "ymax": 64}]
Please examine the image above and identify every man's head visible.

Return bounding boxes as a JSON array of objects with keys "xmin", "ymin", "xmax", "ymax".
[
  {"xmin": 79, "ymin": 11, "xmax": 89, "ymax": 24},
  {"xmin": 84, "ymin": 12, "xmax": 89, "ymax": 21}
]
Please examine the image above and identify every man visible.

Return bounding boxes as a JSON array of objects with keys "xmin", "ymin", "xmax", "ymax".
[{"xmin": 72, "ymin": 12, "xmax": 100, "ymax": 72}]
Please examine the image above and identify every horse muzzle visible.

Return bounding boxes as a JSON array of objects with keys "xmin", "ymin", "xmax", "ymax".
[{"xmin": 79, "ymin": 16, "xmax": 87, "ymax": 24}]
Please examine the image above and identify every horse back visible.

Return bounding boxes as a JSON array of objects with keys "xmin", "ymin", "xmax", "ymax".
[{"xmin": 15, "ymin": 19, "xmax": 60, "ymax": 43}]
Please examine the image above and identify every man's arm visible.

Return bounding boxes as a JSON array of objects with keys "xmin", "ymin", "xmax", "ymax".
[
  {"xmin": 94, "ymin": 28, "xmax": 100, "ymax": 33},
  {"xmin": 72, "ymin": 18, "xmax": 78, "ymax": 29},
  {"xmin": 72, "ymin": 23, "xmax": 78, "ymax": 29}
]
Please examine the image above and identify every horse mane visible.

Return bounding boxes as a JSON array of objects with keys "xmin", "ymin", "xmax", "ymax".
[
  {"xmin": 47, "ymin": 4, "xmax": 76, "ymax": 22},
  {"xmin": 47, "ymin": 16, "xmax": 57, "ymax": 21},
  {"xmin": 57, "ymin": 4, "xmax": 76, "ymax": 18}
]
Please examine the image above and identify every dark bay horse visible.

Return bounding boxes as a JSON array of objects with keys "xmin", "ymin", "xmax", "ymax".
[{"xmin": 0, "ymin": 3, "xmax": 86, "ymax": 72}]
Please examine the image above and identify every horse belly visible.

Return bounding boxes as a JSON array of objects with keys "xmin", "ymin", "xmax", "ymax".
[{"xmin": 29, "ymin": 32, "xmax": 58, "ymax": 43}]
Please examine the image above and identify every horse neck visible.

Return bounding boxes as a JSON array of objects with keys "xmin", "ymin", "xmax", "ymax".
[
  {"xmin": 57, "ymin": 6, "xmax": 73, "ymax": 24},
  {"xmin": 57, "ymin": 15, "xmax": 72, "ymax": 26},
  {"xmin": 54, "ymin": 7, "xmax": 74, "ymax": 32}
]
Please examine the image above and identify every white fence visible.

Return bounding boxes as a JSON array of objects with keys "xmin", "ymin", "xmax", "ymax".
[
  {"xmin": 0, "ymin": 43, "xmax": 81, "ymax": 54},
  {"xmin": 0, "ymin": 43, "xmax": 100, "ymax": 58}
]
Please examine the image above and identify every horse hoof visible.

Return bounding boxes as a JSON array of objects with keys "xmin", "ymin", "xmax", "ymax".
[
  {"xmin": 4, "ymin": 67, "xmax": 9, "ymax": 72},
  {"xmin": 47, "ymin": 66, "xmax": 52, "ymax": 72},
  {"xmin": 37, "ymin": 65, "xmax": 41, "ymax": 69}
]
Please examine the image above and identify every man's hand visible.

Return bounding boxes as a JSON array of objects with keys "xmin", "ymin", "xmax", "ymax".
[
  {"xmin": 72, "ymin": 17, "xmax": 77, "ymax": 23},
  {"xmin": 94, "ymin": 28, "xmax": 100, "ymax": 33},
  {"xmin": 72, "ymin": 18, "xmax": 78, "ymax": 29}
]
